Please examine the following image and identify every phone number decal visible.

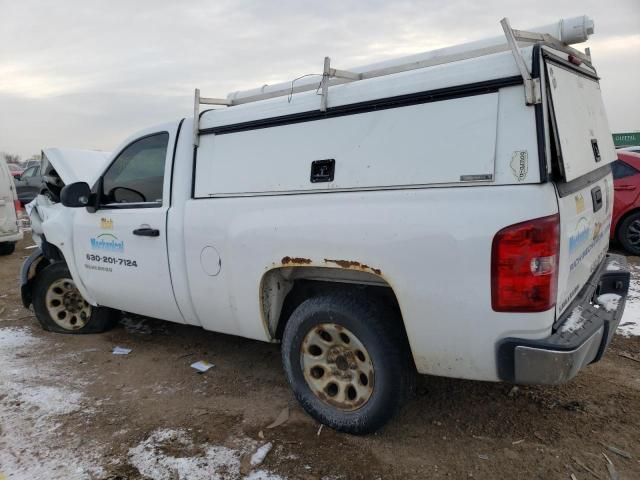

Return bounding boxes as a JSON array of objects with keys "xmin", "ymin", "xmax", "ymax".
[{"xmin": 86, "ymin": 253, "xmax": 138, "ymax": 267}]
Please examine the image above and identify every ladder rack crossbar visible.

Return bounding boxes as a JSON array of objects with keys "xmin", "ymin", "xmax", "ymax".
[{"xmin": 200, "ymin": 97, "xmax": 232, "ymax": 106}]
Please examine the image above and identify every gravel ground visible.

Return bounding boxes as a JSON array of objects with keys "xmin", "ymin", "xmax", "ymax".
[{"xmin": 1, "ymin": 235, "xmax": 639, "ymax": 480}]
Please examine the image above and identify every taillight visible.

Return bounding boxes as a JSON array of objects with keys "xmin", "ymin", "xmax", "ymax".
[
  {"xmin": 491, "ymin": 214, "xmax": 559, "ymax": 312},
  {"xmin": 14, "ymin": 199, "xmax": 22, "ymax": 214}
]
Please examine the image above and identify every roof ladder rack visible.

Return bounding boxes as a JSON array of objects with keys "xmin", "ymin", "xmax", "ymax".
[
  {"xmin": 192, "ymin": 59, "xmax": 363, "ymax": 146},
  {"xmin": 320, "ymin": 57, "xmax": 363, "ymax": 111},
  {"xmin": 500, "ymin": 17, "xmax": 541, "ymax": 106},
  {"xmin": 193, "ymin": 88, "xmax": 231, "ymax": 146},
  {"xmin": 193, "ymin": 18, "xmax": 592, "ymax": 145}
]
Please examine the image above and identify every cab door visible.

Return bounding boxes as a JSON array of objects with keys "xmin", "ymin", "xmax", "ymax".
[{"xmin": 72, "ymin": 127, "xmax": 184, "ymax": 322}]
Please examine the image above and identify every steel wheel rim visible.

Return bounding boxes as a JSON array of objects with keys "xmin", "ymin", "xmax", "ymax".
[
  {"xmin": 45, "ymin": 278, "xmax": 91, "ymax": 330},
  {"xmin": 627, "ymin": 220, "xmax": 640, "ymax": 246},
  {"xmin": 301, "ymin": 323, "xmax": 374, "ymax": 411}
]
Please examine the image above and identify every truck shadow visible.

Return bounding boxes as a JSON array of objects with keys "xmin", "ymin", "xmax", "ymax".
[{"xmin": 106, "ymin": 312, "xmax": 623, "ymax": 440}]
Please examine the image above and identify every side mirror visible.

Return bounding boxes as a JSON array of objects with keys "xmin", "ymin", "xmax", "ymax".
[
  {"xmin": 14, "ymin": 174, "xmax": 21, "ymax": 181},
  {"xmin": 60, "ymin": 182, "xmax": 91, "ymax": 207}
]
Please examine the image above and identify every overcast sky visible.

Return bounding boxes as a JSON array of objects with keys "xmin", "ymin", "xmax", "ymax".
[{"xmin": 1, "ymin": 0, "xmax": 639, "ymax": 159}]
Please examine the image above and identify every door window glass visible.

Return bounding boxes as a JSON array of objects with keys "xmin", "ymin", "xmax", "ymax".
[
  {"xmin": 611, "ymin": 160, "xmax": 638, "ymax": 180},
  {"xmin": 102, "ymin": 133, "xmax": 169, "ymax": 205},
  {"xmin": 22, "ymin": 166, "xmax": 37, "ymax": 178}
]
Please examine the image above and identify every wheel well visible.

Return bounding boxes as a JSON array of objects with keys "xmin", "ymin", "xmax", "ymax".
[
  {"xmin": 40, "ymin": 237, "xmax": 65, "ymax": 263},
  {"xmin": 260, "ymin": 267, "xmax": 405, "ymax": 342}
]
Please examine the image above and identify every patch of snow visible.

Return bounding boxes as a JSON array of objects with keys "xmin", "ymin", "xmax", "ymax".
[
  {"xmin": 246, "ymin": 472, "xmax": 285, "ymax": 480},
  {"xmin": 0, "ymin": 326, "xmax": 36, "ymax": 349},
  {"xmin": 0, "ymin": 326, "xmax": 104, "ymax": 479},
  {"xmin": 17, "ymin": 384, "xmax": 83, "ymax": 416},
  {"xmin": 618, "ymin": 266, "xmax": 640, "ymax": 337},
  {"xmin": 251, "ymin": 442, "xmax": 273, "ymax": 467},
  {"xmin": 560, "ymin": 306, "xmax": 585, "ymax": 334},
  {"xmin": 597, "ymin": 293, "xmax": 621, "ymax": 313},
  {"xmin": 606, "ymin": 260, "xmax": 622, "ymax": 271},
  {"xmin": 128, "ymin": 429, "xmax": 284, "ymax": 480}
]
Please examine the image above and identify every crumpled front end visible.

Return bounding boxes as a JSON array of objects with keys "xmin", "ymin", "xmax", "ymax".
[{"xmin": 21, "ymin": 194, "xmax": 97, "ymax": 308}]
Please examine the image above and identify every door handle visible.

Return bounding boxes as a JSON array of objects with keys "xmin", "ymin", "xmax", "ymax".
[
  {"xmin": 591, "ymin": 186, "xmax": 603, "ymax": 212},
  {"xmin": 133, "ymin": 227, "xmax": 160, "ymax": 237}
]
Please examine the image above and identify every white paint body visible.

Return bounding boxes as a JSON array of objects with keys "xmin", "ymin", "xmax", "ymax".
[{"xmin": 31, "ymin": 42, "xmax": 615, "ymax": 382}]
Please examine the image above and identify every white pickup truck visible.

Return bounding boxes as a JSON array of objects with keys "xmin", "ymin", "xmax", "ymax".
[{"xmin": 21, "ymin": 16, "xmax": 630, "ymax": 433}]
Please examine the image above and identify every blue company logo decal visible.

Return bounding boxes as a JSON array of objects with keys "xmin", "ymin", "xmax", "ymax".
[
  {"xmin": 569, "ymin": 217, "xmax": 590, "ymax": 254},
  {"xmin": 90, "ymin": 233, "xmax": 124, "ymax": 253},
  {"xmin": 569, "ymin": 220, "xmax": 610, "ymax": 273}
]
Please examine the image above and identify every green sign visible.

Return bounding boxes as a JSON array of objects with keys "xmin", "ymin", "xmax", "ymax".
[{"xmin": 613, "ymin": 132, "xmax": 640, "ymax": 147}]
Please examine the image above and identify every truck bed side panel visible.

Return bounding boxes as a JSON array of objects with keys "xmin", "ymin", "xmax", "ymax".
[{"xmin": 182, "ymin": 184, "xmax": 559, "ymax": 382}]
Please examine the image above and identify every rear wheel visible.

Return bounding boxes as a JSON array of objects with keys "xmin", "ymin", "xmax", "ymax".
[
  {"xmin": 32, "ymin": 262, "xmax": 120, "ymax": 334},
  {"xmin": 0, "ymin": 242, "xmax": 16, "ymax": 256},
  {"xmin": 281, "ymin": 290, "xmax": 411, "ymax": 434},
  {"xmin": 618, "ymin": 211, "xmax": 640, "ymax": 256}
]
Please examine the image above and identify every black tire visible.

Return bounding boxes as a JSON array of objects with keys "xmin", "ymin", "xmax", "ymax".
[
  {"xmin": 281, "ymin": 290, "xmax": 411, "ymax": 434},
  {"xmin": 0, "ymin": 242, "xmax": 16, "ymax": 256},
  {"xmin": 618, "ymin": 211, "xmax": 640, "ymax": 256},
  {"xmin": 32, "ymin": 262, "xmax": 120, "ymax": 334}
]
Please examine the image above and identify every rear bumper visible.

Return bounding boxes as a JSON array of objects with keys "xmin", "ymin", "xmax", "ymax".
[{"xmin": 497, "ymin": 253, "xmax": 630, "ymax": 385}]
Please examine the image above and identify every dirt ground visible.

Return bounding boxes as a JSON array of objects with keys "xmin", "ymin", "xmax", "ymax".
[{"xmin": 1, "ymin": 235, "xmax": 639, "ymax": 480}]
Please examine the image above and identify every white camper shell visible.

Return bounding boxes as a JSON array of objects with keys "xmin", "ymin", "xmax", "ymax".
[{"xmin": 22, "ymin": 16, "xmax": 630, "ymax": 434}]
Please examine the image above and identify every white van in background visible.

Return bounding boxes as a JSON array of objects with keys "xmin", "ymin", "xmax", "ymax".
[{"xmin": 0, "ymin": 158, "xmax": 23, "ymax": 255}]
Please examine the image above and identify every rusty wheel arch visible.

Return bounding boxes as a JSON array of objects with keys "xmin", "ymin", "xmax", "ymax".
[{"xmin": 259, "ymin": 267, "xmax": 405, "ymax": 342}]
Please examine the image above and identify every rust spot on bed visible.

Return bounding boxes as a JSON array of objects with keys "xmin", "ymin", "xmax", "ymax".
[
  {"xmin": 323, "ymin": 259, "xmax": 382, "ymax": 276},
  {"xmin": 281, "ymin": 256, "xmax": 312, "ymax": 265}
]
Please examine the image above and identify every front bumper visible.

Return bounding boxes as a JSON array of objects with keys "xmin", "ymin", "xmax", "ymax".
[{"xmin": 497, "ymin": 253, "xmax": 630, "ymax": 385}]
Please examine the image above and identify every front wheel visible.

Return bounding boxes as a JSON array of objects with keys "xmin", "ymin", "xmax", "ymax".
[
  {"xmin": 32, "ymin": 262, "xmax": 120, "ymax": 334},
  {"xmin": 281, "ymin": 291, "xmax": 411, "ymax": 434},
  {"xmin": 618, "ymin": 211, "xmax": 640, "ymax": 256}
]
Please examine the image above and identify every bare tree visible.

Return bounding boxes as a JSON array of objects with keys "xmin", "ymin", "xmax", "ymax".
[{"xmin": 1, "ymin": 152, "xmax": 21, "ymax": 164}]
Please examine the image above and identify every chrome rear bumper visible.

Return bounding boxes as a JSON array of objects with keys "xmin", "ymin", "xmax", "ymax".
[{"xmin": 497, "ymin": 253, "xmax": 630, "ymax": 385}]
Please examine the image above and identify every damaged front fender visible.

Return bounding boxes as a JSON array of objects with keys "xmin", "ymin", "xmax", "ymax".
[
  {"xmin": 25, "ymin": 194, "xmax": 98, "ymax": 307},
  {"xmin": 20, "ymin": 248, "xmax": 45, "ymax": 308}
]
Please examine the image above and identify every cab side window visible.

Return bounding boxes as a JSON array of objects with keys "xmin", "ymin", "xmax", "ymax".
[
  {"xmin": 22, "ymin": 166, "xmax": 38, "ymax": 178},
  {"xmin": 102, "ymin": 133, "xmax": 169, "ymax": 205},
  {"xmin": 611, "ymin": 160, "xmax": 638, "ymax": 180}
]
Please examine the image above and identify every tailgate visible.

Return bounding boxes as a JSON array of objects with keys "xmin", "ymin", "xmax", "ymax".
[
  {"xmin": 544, "ymin": 51, "xmax": 616, "ymax": 316},
  {"xmin": 555, "ymin": 173, "xmax": 612, "ymax": 315}
]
